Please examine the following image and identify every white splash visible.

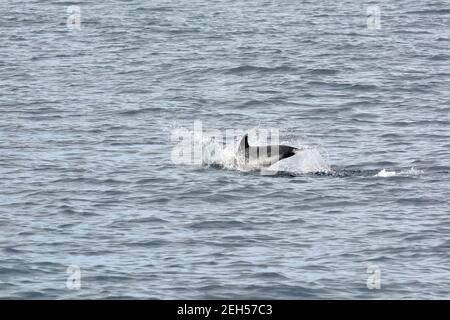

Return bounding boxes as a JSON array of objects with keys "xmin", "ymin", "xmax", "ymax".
[
  {"xmin": 374, "ymin": 168, "xmax": 397, "ymax": 177},
  {"xmin": 374, "ymin": 167, "xmax": 424, "ymax": 178},
  {"xmin": 264, "ymin": 147, "xmax": 331, "ymax": 175}
]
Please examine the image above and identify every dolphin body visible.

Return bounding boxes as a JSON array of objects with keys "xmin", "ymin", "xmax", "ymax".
[{"xmin": 236, "ymin": 134, "xmax": 300, "ymax": 168}]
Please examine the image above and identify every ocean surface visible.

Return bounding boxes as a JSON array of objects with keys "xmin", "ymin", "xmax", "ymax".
[{"xmin": 1, "ymin": 0, "xmax": 450, "ymax": 299}]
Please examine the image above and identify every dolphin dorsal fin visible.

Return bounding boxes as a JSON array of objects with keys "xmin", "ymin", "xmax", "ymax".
[{"xmin": 238, "ymin": 134, "xmax": 249, "ymax": 153}]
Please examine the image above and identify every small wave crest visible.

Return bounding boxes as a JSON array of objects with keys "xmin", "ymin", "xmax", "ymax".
[{"xmin": 374, "ymin": 167, "xmax": 424, "ymax": 178}]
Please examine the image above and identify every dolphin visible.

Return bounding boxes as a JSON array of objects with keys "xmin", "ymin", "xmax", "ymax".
[{"xmin": 236, "ymin": 133, "xmax": 300, "ymax": 168}]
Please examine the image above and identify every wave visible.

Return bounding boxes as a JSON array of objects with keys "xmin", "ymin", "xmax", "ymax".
[
  {"xmin": 405, "ymin": 9, "xmax": 450, "ymax": 15},
  {"xmin": 223, "ymin": 64, "xmax": 296, "ymax": 75},
  {"xmin": 307, "ymin": 68, "xmax": 339, "ymax": 76}
]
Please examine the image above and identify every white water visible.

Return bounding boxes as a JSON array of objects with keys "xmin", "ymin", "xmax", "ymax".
[{"xmin": 375, "ymin": 167, "xmax": 424, "ymax": 178}]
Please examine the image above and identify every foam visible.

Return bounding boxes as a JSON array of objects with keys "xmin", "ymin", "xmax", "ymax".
[{"xmin": 374, "ymin": 167, "xmax": 424, "ymax": 178}]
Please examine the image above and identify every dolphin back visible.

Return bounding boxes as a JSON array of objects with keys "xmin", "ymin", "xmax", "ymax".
[{"xmin": 236, "ymin": 133, "xmax": 298, "ymax": 167}]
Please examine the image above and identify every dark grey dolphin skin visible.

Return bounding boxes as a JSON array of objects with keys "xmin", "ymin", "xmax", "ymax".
[{"xmin": 237, "ymin": 134, "xmax": 300, "ymax": 167}]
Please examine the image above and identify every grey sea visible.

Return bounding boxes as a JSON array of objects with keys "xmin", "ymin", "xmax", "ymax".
[{"xmin": 1, "ymin": 0, "xmax": 450, "ymax": 299}]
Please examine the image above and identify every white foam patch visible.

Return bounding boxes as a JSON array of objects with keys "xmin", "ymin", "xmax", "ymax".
[
  {"xmin": 264, "ymin": 147, "xmax": 332, "ymax": 175},
  {"xmin": 196, "ymin": 134, "xmax": 237, "ymax": 170},
  {"xmin": 374, "ymin": 167, "xmax": 424, "ymax": 178}
]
